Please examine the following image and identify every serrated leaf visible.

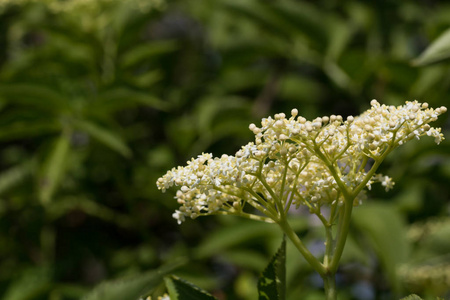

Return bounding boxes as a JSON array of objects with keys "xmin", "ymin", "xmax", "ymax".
[
  {"xmin": 413, "ymin": 28, "xmax": 450, "ymax": 66},
  {"xmin": 39, "ymin": 132, "xmax": 71, "ymax": 204},
  {"xmin": 83, "ymin": 259, "xmax": 186, "ymax": 300},
  {"xmin": 73, "ymin": 120, "xmax": 132, "ymax": 158},
  {"xmin": 257, "ymin": 236, "xmax": 286, "ymax": 300},
  {"xmin": 164, "ymin": 275, "xmax": 217, "ymax": 300}
]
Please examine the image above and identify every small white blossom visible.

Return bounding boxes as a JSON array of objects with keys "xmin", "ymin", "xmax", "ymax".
[{"xmin": 157, "ymin": 100, "xmax": 446, "ymax": 224}]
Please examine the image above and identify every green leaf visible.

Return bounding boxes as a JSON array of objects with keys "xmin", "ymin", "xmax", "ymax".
[
  {"xmin": 93, "ymin": 88, "xmax": 169, "ymax": 112},
  {"xmin": 164, "ymin": 275, "xmax": 218, "ymax": 300},
  {"xmin": 0, "ymin": 84, "xmax": 68, "ymax": 112},
  {"xmin": 0, "ymin": 160, "xmax": 34, "ymax": 195},
  {"xmin": 400, "ymin": 295, "xmax": 423, "ymax": 300},
  {"xmin": 120, "ymin": 40, "xmax": 178, "ymax": 69},
  {"xmin": 413, "ymin": 28, "xmax": 450, "ymax": 66},
  {"xmin": 0, "ymin": 122, "xmax": 60, "ymax": 141},
  {"xmin": 39, "ymin": 131, "xmax": 71, "ymax": 204},
  {"xmin": 270, "ymin": 1, "xmax": 328, "ymax": 49},
  {"xmin": 325, "ymin": 17, "xmax": 353, "ymax": 61},
  {"xmin": 83, "ymin": 260, "xmax": 186, "ymax": 300},
  {"xmin": 2, "ymin": 267, "xmax": 51, "ymax": 300},
  {"xmin": 196, "ymin": 217, "xmax": 306, "ymax": 259},
  {"xmin": 73, "ymin": 120, "xmax": 132, "ymax": 158},
  {"xmin": 352, "ymin": 203, "xmax": 410, "ymax": 294},
  {"xmin": 222, "ymin": 249, "xmax": 268, "ymax": 271},
  {"xmin": 410, "ymin": 65, "xmax": 447, "ymax": 96},
  {"xmin": 47, "ymin": 196, "xmax": 134, "ymax": 228},
  {"xmin": 258, "ymin": 236, "xmax": 286, "ymax": 300},
  {"xmin": 223, "ymin": 2, "xmax": 294, "ymax": 41}
]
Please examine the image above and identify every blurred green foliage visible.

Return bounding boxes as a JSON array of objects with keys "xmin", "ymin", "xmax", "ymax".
[{"xmin": 0, "ymin": 0, "xmax": 449, "ymax": 299}]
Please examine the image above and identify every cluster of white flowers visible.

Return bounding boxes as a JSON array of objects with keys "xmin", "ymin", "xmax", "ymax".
[{"xmin": 157, "ymin": 100, "xmax": 446, "ymax": 224}]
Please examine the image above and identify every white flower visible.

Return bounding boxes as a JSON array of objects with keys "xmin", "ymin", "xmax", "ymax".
[{"xmin": 157, "ymin": 100, "xmax": 446, "ymax": 224}]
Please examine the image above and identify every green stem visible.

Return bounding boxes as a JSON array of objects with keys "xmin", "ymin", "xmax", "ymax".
[
  {"xmin": 323, "ymin": 272, "xmax": 337, "ymax": 300},
  {"xmin": 277, "ymin": 218, "xmax": 325, "ymax": 276},
  {"xmin": 329, "ymin": 196, "xmax": 354, "ymax": 273}
]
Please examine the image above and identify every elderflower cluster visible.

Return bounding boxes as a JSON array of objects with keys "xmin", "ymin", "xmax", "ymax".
[{"xmin": 157, "ymin": 100, "xmax": 446, "ymax": 224}]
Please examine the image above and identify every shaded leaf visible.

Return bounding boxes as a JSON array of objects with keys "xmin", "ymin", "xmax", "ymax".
[
  {"xmin": 47, "ymin": 196, "xmax": 134, "ymax": 228},
  {"xmin": 39, "ymin": 131, "xmax": 71, "ymax": 204},
  {"xmin": 120, "ymin": 40, "xmax": 178, "ymax": 69},
  {"xmin": 164, "ymin": 275, "xmax": 217, "ymax": 300},
  {"xmin": 0, "ymin": 160, "xmax": 34, "ymax": 195},
  {"xmin": 93, "ymin": 88, "xmax": 169, "ymax": 112},
  {"xmin": 352, "ymin": 203, "xmax": 410, "ymax": 294},
  {"xmin": 0, "ymin": 84, "xmax": 68, "ymax": 112},
  {"xmin": 0, "ymin": 121, "xmax": 60, "ymax": 141},
  {"xmin": 195, "ymin": 218, "xmax": 306, "ymax": 259},
  {"xmin": 223, "ymin": 2, "xmax": 294, "ymax": 41},
  {"xmin": 74, "ymin": 120, "xmax": 132, "ymax": 158},
  {"xmin": 222, "ymin": 249, "xmax": 268, "ymax": 271},
  {"xmin": 126, "ymin": 69, "xmax": 163, "ymax": 88},
  {"xmin": 258, "ymin": 236, "xmax": 286, "ymax": 300},
  {"xmin": 413, "ymin": 28, "xmax": 450, "ymax": 66},
  {"xmin": 271, "ymin": 1, "xmax": 328, "ymax": 49},
  {"xmin": 2, "ymin": 267, "xmax": 51, "ymax": 300}
]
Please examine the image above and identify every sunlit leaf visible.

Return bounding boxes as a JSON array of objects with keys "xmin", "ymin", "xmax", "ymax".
[
  {"xmin": 400, "ymin": 295, "xmax": 423, "ymax": 300},
  {"xmin": 410, "ymin": 65, "xmax": 447, "ymax": 96},
  {"xmin": 325, "ymin": 17, "xmax": 353, "ymax": 61},
  {"xmin": 164, "ymin": 275, "xmax": 217, "ymax": 300},
  {"xmin": 413, "ymin": 28, "xmax": 450, "ymax": 66}
]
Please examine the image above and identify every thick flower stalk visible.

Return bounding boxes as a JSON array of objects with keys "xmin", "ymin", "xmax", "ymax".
[{"xmin": 157, "ymin": 100, "xmax": 446, "ymax": 299}]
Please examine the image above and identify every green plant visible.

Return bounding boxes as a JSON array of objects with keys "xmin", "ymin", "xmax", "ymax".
[{"xmin": 156, "ymin": 100, "xmax": 447, "ymax": 299}]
